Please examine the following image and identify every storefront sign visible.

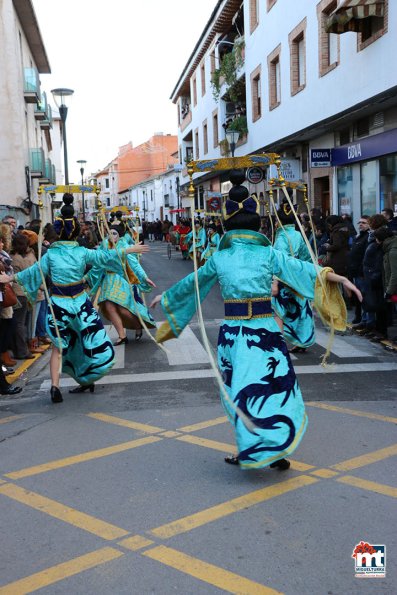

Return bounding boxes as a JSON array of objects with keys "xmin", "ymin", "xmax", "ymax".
[
  {"xmin": 267, "ymin": 159, "xmax": 301, "ymax": 182},
  {"xmin": 331, "ymin": 128, "xmax": 397, "ymax": 165},
  {"xmin": 247, "ymin": 167, "xmax": 264, "ymax": 184},
  {"xmin": 310, "ymin": 149, "xmax": 331, "ymax": 167}
]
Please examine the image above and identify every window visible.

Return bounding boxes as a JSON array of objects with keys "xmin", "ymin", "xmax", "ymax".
[
  {"xmin": 105, "ymin": 178, "xmax": 109, "ymax": 188},
  {"xmin": 192, "ymin": 76, "xmax": 197, "ymax": 106},
  {"xmin": 380, "ymin": 154, "xmax": 397, "ymax": 212},
  {"xmin": 200, "ymin": 61, "xmax": 206, "ymax": 96},
  {"xmin": 317, "ymin": 0, "xmax": 340, "ymax": 77},
  {"xmin": 194, "ymin": 128, "xmax": 199, "ymax": 159},
  {"xmin": 268, "ymin": 45, "xmax": 281, "ymax": 110},
  {"xmin": 361, "ymin": 160, "xmax": 377, "ymax": 215},
  {"xmin": 249, "ymin": 0, "xmax": 259, "ymax": 33},
  {"xmin": 289, "ymin": 19, "xmax": 307, "ymax": 96},
  {"xmin": 358, "ymin": 0, "xmax": 388, "ymax": 50},
  {"xmin": 355, "ymin": 117, "xmax": 369, "ymax": 139},
  {"xmin": 213, "ymin": 110, "xmax": 219, "ymax": 147},
  {"xmin": 210, "ymin": 50, "xmax": 216, "ymax": 75},
  {"xmin": 250, "ymin": 66, "xmax": 262, "ymax": 122},
  {"xmin": 338, "ymin": 166, "xmax": 353, "ymax": 215},
  {"xmin": 186, "ymin": 146, "xmax": 194, "ymax": 162},
  {"xmin": 203, "ymin": 120, "xmax": 208, "ymax": 155}
]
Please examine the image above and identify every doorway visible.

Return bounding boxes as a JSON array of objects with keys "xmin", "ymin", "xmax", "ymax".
[{"xmin": 313, "ymin": 176, "xmax": 330, "ymax": 217}]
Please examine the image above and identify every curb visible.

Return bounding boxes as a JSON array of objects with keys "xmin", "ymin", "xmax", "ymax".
[{"xmin": 6, "ymin": 345, "xmax": 51, "ymax": 383}]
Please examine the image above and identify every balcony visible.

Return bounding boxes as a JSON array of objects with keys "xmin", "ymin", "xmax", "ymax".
[
  {"xmin": 51, "ymin": 164, "xmax": 56, "ymax": 184},
  {"xmin": 180, "ymin": 109, "xmax": 192, "ymax": 133},
  {"xmin": 40, "ymin": 104, "xmax": 52, "ymax": 130},
  {"xmin": 34, "ymin": 92, "xmax": 52, "ymax": 129},
  {"xmin": 29, "ymin": 148, "xmax": 45, "ymax": 177},
  {"xmin": 24, "ymin": 68, "xmax": 40, "ymax": 103}
]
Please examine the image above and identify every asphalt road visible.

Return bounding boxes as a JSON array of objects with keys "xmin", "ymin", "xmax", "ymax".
[{"xmin": 0, "ymin": 240, "xmax": 396, "ymax": 594}]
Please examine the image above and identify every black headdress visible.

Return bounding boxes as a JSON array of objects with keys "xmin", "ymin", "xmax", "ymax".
[{"xmin": 54, "ymin": 194, "xmax": 80, "ymax": 240}]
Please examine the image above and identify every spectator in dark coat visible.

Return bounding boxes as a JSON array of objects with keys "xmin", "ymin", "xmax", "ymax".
[
  {"xmin": 323, "ymin": 215, "xmax": 350, "ymax": 275},
  {"xmin": 348, "ymin": 215, "xmax": 370, "ymax": 325},
  {"xmin": 361, "ymin": 215, "xmax": 388, "ymax": 338},
  {"xmin": 381, "ymin": 208, "xmax": 397, "ymax": 234},
  {"xmin": 373, "ymin": 226, "xmax": 397, "ymax": 339}
]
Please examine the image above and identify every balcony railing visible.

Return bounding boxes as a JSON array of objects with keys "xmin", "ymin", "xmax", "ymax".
[
  {"xmin": 44, "ymin": 158, "xmax": 53, "ymax": 181},
  {"xmin": 40, "ymin": 103, "xmax": 53, "ymax": 129},
  {"xmin": 24, "ymin": 68, "xmax": 40, "ymax": 103},
  {"xmin": 30, "ymin": 148, "xmax": 45, "ymax": 177},
  {"xmin": 51, "ymin": 164, "xmax": 56, "ymax": 184}
]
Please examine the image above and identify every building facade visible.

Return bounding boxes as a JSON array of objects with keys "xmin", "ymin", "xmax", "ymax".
[
  {"xmin": 0, "ymin": 0, "xmax": 62, "ymax": 224},
  {"xmin": 171, "ymin": 0, "xmax": 396, "ymax": 221}
]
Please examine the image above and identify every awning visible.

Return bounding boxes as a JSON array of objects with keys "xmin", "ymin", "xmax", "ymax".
[{"xmin": 325, "ymin": 0, "xmax": 384, "ymax": 34}]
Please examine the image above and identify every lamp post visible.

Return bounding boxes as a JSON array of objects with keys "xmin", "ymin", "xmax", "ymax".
[
  {"xmin": 225, "ymin": 129, "xmax": 240, "ymax": 158},
  {"xmin": 77, "ymin": 160, "xmax": 87, "ymax": 221},
  {"xmin": 142, "ymin": 189, "xmax": 147, "ymax": 221},
  {"xmin": 51, "ymin": 88, "xmax": 74, "ymax": 185}
]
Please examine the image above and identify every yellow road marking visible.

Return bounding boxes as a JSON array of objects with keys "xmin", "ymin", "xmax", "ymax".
[
  {"xmin": 0, "ymin": 547, "xmax": 123, "ymax": 594},
  {"xmin": 306, "ymin": 402, "xmax": 397, "ymax": 424},
  {"xmin": 289, "ymin": 460, "xmax": 315, "ymax": 472},
  {"xmin": 151, "ymin": 475, "xmax": 318, "ymax": 538},
  {"xmin": 143, "ymin": 546, "xmax": 282, "ymax": 594},
  {"xmin": 176, "ymin": 434, "xmax": 235, "ymax": 452},
  {"xmin": 178, "ymin": 416, "xmax": 228, "ymax": 432},
  {"xmin": 0, "ymin": 415, "xmax": 24, "ymax": 425},
  {"xmin": 87, "ymin": 412, "xmax": 165, "ymax": 433},
  {"xmin": 337, "ymin": 475, "xmax": 397, "ymax": 498},
  {"xmin": 331, "ymin": 443, "xmax": 397, "ymax": 472},
  {"xmin": 118, "ymin": 535, "xmax": 154, "ymax": 551},
  {"xmin": 0, "ymin": 483, "xmax": 129, "ymax": 540},
  {"xmin": 5, "ymin": 436, "xmax": 163, "ymax": 479},
  {"xmin": 6, "ymin": 347, "xmax": 50, "ymax": 383},
  {"xmin": 310, "ymin": 469, "xmax": 339, "ymax": 479}
]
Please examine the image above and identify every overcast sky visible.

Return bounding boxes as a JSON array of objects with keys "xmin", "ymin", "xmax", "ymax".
[{"xmin": 33, "ymin": 0, "xmax": 217, "ymax": 181}]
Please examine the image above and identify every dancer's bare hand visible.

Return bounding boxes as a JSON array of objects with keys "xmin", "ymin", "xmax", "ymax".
[
  {"xmin": 127, "ymin": 243, "xmax": 150, "ymax": 255},
  {"xmin": 0, "ymin": 274, "xmax": 11, "ymax": 283},
  {"xmin": 343, "ymin": 278, "xmax": 363, "ymax": 302},
  {"xmin": 147, "ymin": 278, "xmax": 156, "ymax": 288},
  {"xmin": 150, "ymin": 294, "xmax": 162, "ymax": 308}
]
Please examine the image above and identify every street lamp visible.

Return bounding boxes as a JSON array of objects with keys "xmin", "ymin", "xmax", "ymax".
[
  {"xmin": 225, "ymin": 129, "xmax": 240, "ymax": 158},
  {"xmin": 77, "ymin": 160, "xmax": 87, "ymax": 221},
  {"xmin": 51, "ymin": 88, "xmax": 74, "ymax": 185}
]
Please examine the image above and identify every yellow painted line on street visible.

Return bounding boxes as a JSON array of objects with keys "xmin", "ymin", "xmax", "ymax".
[
  {"xmin": 306, "ymin": 402, "xmax": 397, "ymax": 424},
  {"xmin": 6, "ymin": 347, "xmax": 50, "ymax": 383},
  {"xmin": 5, "ymin": 436, "xmax": 162, "ymax": 479},
  {"xmin": 160, "ymin": 431, "xmax": 182, "ymax": 438},
  {"xmin": 118, "ymin": 535, "xmax": 154, "ymax": 551},
  {"xmin": 331, "ymin": 443, "xmax": 397, "ymax": 472},
  {"xmin": 87, "ymin": 412, "xmax": 165, "ymax": 434},
  {"xmin": 0, "ymin": 415, "xmax": 24, "ymax": 425},
  {"xmin": 151, "ymin": 475, "xmax": 318, "ymax": 539},
  {"xmin": 337, "ymin": 475, "xmax": 397, "ymax": 498},
  {"xmin": 0, "ymin": 547, "xmax": 123, "ymax": 594},
  {"xmin": 289, "ymin": 460, "xmax": 315, "ymax": 472},
  {"xmin": 0, "ymin": 483, "xmax": 129, "ymax": 540},
  {"xmin": 143, "ymin": 546, "xmax": 282, "ymax": 594},
  {"xmin": 178, "ymin": 416, "xmax": 228, "ymax": 433},
  {"xmin": 310, "ymin": 468, "xmax": 339, "ymax": 479},
  {"xmin": 176, "ymin": 434, "xmax": 235, "ymax": 453}
]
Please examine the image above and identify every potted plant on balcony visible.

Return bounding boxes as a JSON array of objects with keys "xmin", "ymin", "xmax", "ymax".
[
  {"xmin": 219, "ymin": 139, "xmax": 230, "ymax": 157},
  {"xmin": 211, "ymin": 38, "xmax": 245, "ymax": 102}
]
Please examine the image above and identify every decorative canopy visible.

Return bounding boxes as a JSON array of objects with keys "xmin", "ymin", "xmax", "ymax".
[{"xmin": 325, "ymin": 0, "xmax": 384, "ymax": 34}]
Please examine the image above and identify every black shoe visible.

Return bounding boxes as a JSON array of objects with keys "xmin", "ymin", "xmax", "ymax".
[
  {"xmin": 69, "ymin": 384, "xmax": 95, "ymax": 394},
  {"xmin": 113, "ymin": 336, "xmax": 128, "ymax": 346},
  {"xmin": 270, "ymin": 458, "xmax": 291, "ymax": 470},
  {"xmin": 289, "ymin": 346, "xmax": 306, "ymax": 354},
  {"xmin": 50, "ymin": 386, "xmax": 63, "ymax": 403},
  {"xmin": 351, "ymin": 318, "xmax": 361, "ymax": 325},
  {"xmin": 0, "ymin": 385, "xmax": 22, "ymax": 396},
  {"xmin": 224, "ymin": 455, "xmax": 239, "ymax": 465},
  {"xmin": 135, "ymin": 330, "xmax": 143, "ymax": 341}
]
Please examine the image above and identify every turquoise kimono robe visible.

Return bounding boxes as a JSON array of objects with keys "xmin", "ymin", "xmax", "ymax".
[
  {"xmin": 202, "ymin": 232, "xmax": 220, "ymax": 261},
  {"xmin": 14, "ymin": 241, "xmax": 126, "ymax": 385},
  {"xmin": 272, "ymin": 225, "xmax": 315, "ymax": 348},
  {"xmin": 86, "ymin": 237, "xmax": 155, "ymax": 330},
  {"xmin": 186, "ymin": 228, "xmax": 207, "ymax": 257},
  {"xmin": 158, "ymin": 230, "xmax": 323, "ymax": 469}
]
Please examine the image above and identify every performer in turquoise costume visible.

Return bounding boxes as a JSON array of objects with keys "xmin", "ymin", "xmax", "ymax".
[
  {"xmin": 272, "ymin": 198, "xmax": 314, "ymax": 353},
  {"xmin": 0, "ymin": 194, "xmax": 149, "ymax": 404},
  {"xmin": 201, "ymin": 224, "xmax": 220, "ymax": 261},
  {"xmin": 151, "ymin": 171, "xmax": 361, "ymax": 470},
  {"xmin": 86, "ymin": 225, "xmax": 156, "ymax": 345},
  {"xmin": 186, "ymin": 219, "xmax": 206, "ymax": 265}
]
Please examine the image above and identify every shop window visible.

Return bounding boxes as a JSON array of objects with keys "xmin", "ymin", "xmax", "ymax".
[
  {"xmin": 380, "ymin": 154, "xmax": 397, "ymax": 212},
  {"xmin": 338, "ymin": 166, "xmax": 353, "ymax": 216},
  {"xmin": 361, "ymin": 160, "xmax": 377, "ymax": 215}
]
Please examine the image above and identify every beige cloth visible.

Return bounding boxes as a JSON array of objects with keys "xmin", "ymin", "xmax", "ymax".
[{"xmin": 11, "ymin": 250, "xmax": 44, "ymax": 301}]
